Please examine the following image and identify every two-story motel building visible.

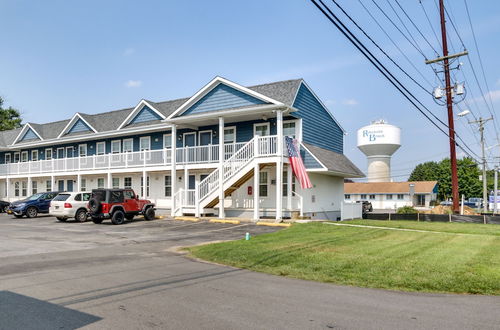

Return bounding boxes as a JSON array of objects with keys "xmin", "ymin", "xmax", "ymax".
[{"xmin": 0, "ymin": 77, "xmax": 363, "ymax": 220}]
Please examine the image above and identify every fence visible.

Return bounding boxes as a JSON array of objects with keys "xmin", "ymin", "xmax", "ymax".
[{"xmin": 363, "ymin": 213, "xmax": 500, "ymax": 225}]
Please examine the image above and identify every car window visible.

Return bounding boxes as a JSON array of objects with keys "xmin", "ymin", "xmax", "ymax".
[
  {"xmin": 92, "ymin": 190, "xmax": 106, "ymax": 201},
  {"xmin": 124, "ymin": 190, "xmax": 135, "ymax": 199},
  {"xmin": 109, "ymin": 191, "xmax": 124, "ymax": 203},
  {"xmin": 82, "ymin": 193, "xmax": 91, "ymax": 201},
  {"xmin": 44, "ymin": 193, "xmax": 57, "ymax": 200},
  {"xmin": 74, "ymin": 194, "xmax": 81, "ymax": 201},
  {"xmin": 28, "ymin": 193, "xmax": 44, "ymax": 201},
  {"xmin": 53, "ymin": 194, "xmax": 70, "ymax": 201}
]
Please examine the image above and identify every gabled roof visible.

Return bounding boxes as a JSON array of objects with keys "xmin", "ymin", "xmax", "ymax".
[
  {"xmin": 118, "ymin": 100, "xmax": 166, "ymax": 129},
  {"xmin": 344, "ymin": 181, "xmax": 439, "ymax": 194},
  {"xmin": 58, "ymin": 113, "xmax": 98, "ymax": 138},
  {"xmin": 302, "ymin": 142, "xmax": 364, "ymax": 178},
  {"xmin": 12, "ymin": 123, "xmax": 44, "ymax": 144}
]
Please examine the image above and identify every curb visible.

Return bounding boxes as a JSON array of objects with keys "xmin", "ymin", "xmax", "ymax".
[
  {"xmin": 256, "ymin": 222, "xmax": 291, "ymax": 227},
  {"xmin": 174, "ymin": 217, "xmax": 200, "ymax": 222},
  {"xmin": 209, "ymin": 219, "xmax": 241, "ymax": 225}
]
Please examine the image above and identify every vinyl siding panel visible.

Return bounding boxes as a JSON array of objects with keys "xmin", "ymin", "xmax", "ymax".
[
  {"xmin": 19, "ymin": 128, "xmax": 40, "ymax": 142},
  {"xmin": 292, "ymin": 83, "xmax": 343, "ymax": 153},
  {"xmin": 129, "ymin": 106, "xmax": 163, "ymax": 125},
  {"xmin": 301, "ymin": 148, "xmax": 324, "ymax": 169},
  {"xmin": 181, "ymin": 84, "xmax": 268, "ymax": 116},
  {"xmin": 68, "ymin": 119, "xmax": 92, "ymax": 134}
]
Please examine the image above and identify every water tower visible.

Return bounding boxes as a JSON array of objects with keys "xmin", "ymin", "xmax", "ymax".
[{"xmin": 357, "ymin": 120, "xmax": 401, "ymax": 182}]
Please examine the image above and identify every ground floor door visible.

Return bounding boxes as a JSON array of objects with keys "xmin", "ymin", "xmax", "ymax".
[
  {"xmin": 416, "ymin": 194, "xmax": 425, "ymax": 207},
  {"xmin": 67, "ymin": 180, "xmax": 73, "ymax": 192},
  {"xmin": 188, "ymin": 175, "xmax": 196, "ymax": 190},
  {"xmin": 58, "ymin": 180, "xmax": 64, "ymax": 191}
]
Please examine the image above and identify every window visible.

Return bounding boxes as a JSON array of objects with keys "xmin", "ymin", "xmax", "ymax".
[
  {"xmin": 139, "ymin": 136, "xmax": 151, "ymax": 151},
  {"xmin": 32, "ymin": 181, "xmax": 37, "ymax": 194},
  {"xmin": 74, "ymin": 194, "xmax": 82, "ymax": 201},
  {"xmin": 45, "ymin": 149, "xmax": 53, "ymax": 160},
  {"xmin": 66, "ymin": 146, "xmax": 74, "ymax": 158},
  {"xmin": 224, "ymin": 127, "xmax": 236, "ymax": 144},
  {"xmin": 386, "ymin": 194, "xmax": 393, "ymax": 200},
  {"xmin": 254, "ymin": 123, "xmax": 269, "ymax": 136},
  {"xmin": 397, "ymin": 194, "xmax": 404, "ymax": 200},
  {"xmin": 14, "ymin": 182, "xmax": 19, "ymax": 197},
  {"xmin": 82, "ymin": 193, "xmax": 91, "ymax": 201},
  {"xmin": 46, "ymin": 180, "xmax": 52, "ymax": 192},
  {"xmin": 97, "ymin": 178, "xmax": 105, "ymax": 189},
  {"xmin": 124, "ymin": 190, "xmax": 135, "ymax": 199},
  {"xmin": 22, "ymin": 181, "xmax": 27, "ymax": 196},
  {"xmin": 164, "ymin": 176, "xmax": 172, "ymax": 197},
  {"xmin": 163, "ymin": 134, "xmax": 172, "ymax": 149},
  {"xmin": 141, "ymin": 176, "xmax": 150, "ymax": 197},
  {"xmin": 259, "ymin": 171, "xmax": 268, "ymax": 197},
  {"xmin": 4, "ymin": 154, "xmax": 11, "ymax": 164},
  {"xmin": 283, "ymin": 121, "xmax": 297, "ymax": 139},
  {"xmin": 14, "ymin": 152, "xmax": 20, "ymax": 163},
  {"xmin": 345, "ymin": 194, "xmax": 351, "ymax": 200},
  {"xmin": 124, "ymin": 177, "xmax": 132, "ymax": 189},
  {"xmin": 21, "ymin": 151, "xmax": 28, "ymax": 162},
  {"xmin": 57, "ymin": 148, "xmax": 64, "ymax": 159},
  {"xmin": 81, "ymin": 178, "xmax": 87, "ymax": 192},
  {"xmin": 123, "ymin": 139, "xmax": 133, "ymax": 153},
  {"xmin": 283, "ymin": 170, "xmax": 288, "ymax": 197},
  {"xmin": 360, "ymin": 194, "xmax": 367, "ymax": 199},
  {"xmin": 78, "ymin": 144, "xmax": 87, "ymax": 157},
  {"xmin": 111, "ymin": 140, "xmax": 121, "ymax": 154},
  {"xmin": 109, "ymin": 191, "xmax": 124, "ymax": 203},
  {"xmin": 31, "ymin": 150, "xmax": 39, "ymax": 162},
  {"xmin": 96, "ymin": 142, "xmax": 105, "ymax": 155},
  {"xmin": 369, "ymin": 194, "xmax": 375, "ymax": 200},
  {"xmin": 112, "ymin": 177, "xmax": 120, "ymax": 189}
]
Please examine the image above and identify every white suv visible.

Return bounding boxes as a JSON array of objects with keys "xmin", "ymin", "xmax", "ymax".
[{"xmin": 50, "ymin": 192, "xmax": 91, "ymax": 222}]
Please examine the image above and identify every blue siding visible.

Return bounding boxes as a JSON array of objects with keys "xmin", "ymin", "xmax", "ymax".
[
  {"xmin": 181, "ymin": 83, "xmax": 268, "ymax": 116},
  {"xmin": 129, "ymin": 106, "xmax": 163, "ymax": 125},
  {"xmin": 301, "ymin": 148, "xmax": 323, "ymax": 169},
  {"xmin": 292, "ymin": 83, "xmax": 344, "ymax": 154},
  {"xmin": 68, "ymin": 118, "xmax": 92, "ymax": 134},
  {"xmin": 19, "ymin": 128, "xmax": 40, "ymax": 142}
]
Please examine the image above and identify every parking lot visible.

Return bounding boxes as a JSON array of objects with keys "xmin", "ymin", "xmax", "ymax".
[{"xmin": 1, "ymin": 213, "xmax": 498, "ymax": 330}]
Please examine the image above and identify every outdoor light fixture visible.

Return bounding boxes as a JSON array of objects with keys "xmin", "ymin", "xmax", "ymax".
[{"xmin": 457, "ymin": 110, "xmax": 470, "ymax": 117}]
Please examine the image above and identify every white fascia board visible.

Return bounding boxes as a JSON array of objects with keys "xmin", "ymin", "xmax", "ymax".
[
  {"xmin": 299, "ymin": 143, "xmax": 328, "ymax": 171},
  {"xmin": 294, "ymin": 81, "xmax": 346, "ymax": 134},
  {"xmin": 57, "ymin": 113, "xmax": 98, "ymax": 138},
  {"xmin": 12, "ymin": 123, "xmax": 44, "ymax": 144},
  {"xmin": 166, "ymin": 76, "xmax": 285, "ymax": 120},
  {"xmin": 7, "ymin": 122, "xmax": 172, "ymax": 150},
  {"xmin": 117, "ymin": 99, "xmax": 166, "ymax": 130}
]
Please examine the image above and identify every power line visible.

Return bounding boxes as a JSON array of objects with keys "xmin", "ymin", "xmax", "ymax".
[
  {"xmin": 309, "ymin": 0, "xmax": 481, "ymax": 162},
  {"xmin": 419, "ymin": 0, "xmax": 442, "ymax": 51}
]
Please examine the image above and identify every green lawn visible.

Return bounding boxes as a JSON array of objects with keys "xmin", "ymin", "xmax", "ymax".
[{"xmin": 189, "ymin": 221, "xmax": 500, "ymax": 295}]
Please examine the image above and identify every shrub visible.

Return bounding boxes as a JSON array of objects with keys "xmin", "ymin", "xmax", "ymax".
[{"xmin": 397, "ymin": 206, "xmax": 418, "ymax": 214}]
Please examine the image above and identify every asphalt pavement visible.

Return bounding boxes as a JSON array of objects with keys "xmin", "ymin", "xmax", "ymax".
[{"xmin": 0, "ymin": 214, "xmax": 498, "ymax": 330}]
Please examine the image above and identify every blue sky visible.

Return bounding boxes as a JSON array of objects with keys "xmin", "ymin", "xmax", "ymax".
[{"xmin": 1, "ymin": 0, "xmax": 499, "ymax": 180}]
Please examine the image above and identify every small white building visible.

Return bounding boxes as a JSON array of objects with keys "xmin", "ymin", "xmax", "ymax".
[{"xmin": 344, "ymin": 181, "xmax": 438, "ymax": 210}]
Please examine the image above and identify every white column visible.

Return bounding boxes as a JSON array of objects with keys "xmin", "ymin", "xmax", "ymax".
[
  {"xmin": 107, "ymin": 172, "xmax": 112, "ymax": 188},
  {"xmin": 253, "ymin": 163, "xmax": 260, "ymax": 221},
  {"xmin": 51, "ymin": 175, "xmax": 55, "ymax": 191},
  {"xmin": 6, "ymin": 177, "xmax": 10, "ymax": 201},
  {"xmin": 142, "ymin": 170, "xmax": 147, "ymax": 198},
  {"xmin": 27, "ymin": 177, "xmax": 32, "ymax": 195},
  {"xmin": 275, "ymin": 110, "xmax": 283, "ymax": 221},
  {"xmin": 77, "ymin": 174, "xmax": 81, "ymax": 191},
  {"xmin": 195, "ymin": 176, "xmax": 200, "ymax": 218},
  {"xmin": 287, "ymin": 163, "xmax": 292, "ymax": 210},
  {"xmin": 171, "ymin": 125, "xmax": 177, "ymax": 217},
  {"xmin": 184, "ymin": 167, "xmax": 188, "ymax": 191},
  {"xmin": 218, "ymin": 116, "xmax": 225, "ymax": 219}
]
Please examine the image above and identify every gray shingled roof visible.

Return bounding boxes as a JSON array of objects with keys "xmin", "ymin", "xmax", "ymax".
[
  {"xmin": 304, "ymin": 143, "xmax": 364, "ymax": 178},
  {"xmin": 0, "ymin": 78, "xmax": 303, "ymax": 147}
]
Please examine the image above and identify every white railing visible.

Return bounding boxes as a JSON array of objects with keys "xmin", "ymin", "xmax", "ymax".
[
  {"xmin": 0, "ymin": 142, "xmax": 250, "ymax": 176},
  {"xmin": 292, "ymin": 190, "xmax": 304, "ymax": 217}
]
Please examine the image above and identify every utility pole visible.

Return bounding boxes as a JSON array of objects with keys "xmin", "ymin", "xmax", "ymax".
[
  {"xmin": 494, "ymin": 166, "xmax": 498, "ymax": 215},
  {"xmin": 469, "ymin": 117, "xmax": 492, "ymax": 214},
  {"xmin": 426, "ymin": 0, "xmax": 468, "ymax": 213}
]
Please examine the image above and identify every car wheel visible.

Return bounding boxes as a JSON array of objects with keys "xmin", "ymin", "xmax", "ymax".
[
  {"xmin": 125, "ymin": 214, "xmax": 135, "ymax": 221},
  {"xmin": 144, "ymin": 207, "xmax": 155, "ymax": 221},
  {"xmin": 56, "ymin": 217, "xmax": 67, "ymax": 222},
  {"xmin": 3, "ymin": 205, "xmax": 9, "ymax": 213},
  {"xmin": 111, "ymin": 210, "xmax": 125, "ymax": 225},
  {"xmin": 26, "ymin": 207, "xmax": 38, "ymax": 218},
  {"xmin": 92, "ymin": 217, "xmax": 103, "ymax": 224},
  {"xmin": 14, "ymin": 215, "xmax": 23, "ymax": 218},
  {"xmin": 75, "ymin": 209, "xmax": 88, "ymax": 223}
]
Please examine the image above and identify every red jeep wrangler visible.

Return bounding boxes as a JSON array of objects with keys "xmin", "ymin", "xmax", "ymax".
[{"xmin": 88, "ymin": 189, "xmax": 156, "ymax": 225}]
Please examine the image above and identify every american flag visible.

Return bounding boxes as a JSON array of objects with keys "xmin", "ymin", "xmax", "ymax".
[{"xmin": 285, "ymin": 136, "xmax": 312, "ymax": 189}]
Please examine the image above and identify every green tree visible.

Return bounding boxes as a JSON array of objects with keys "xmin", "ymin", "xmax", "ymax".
[
  {"xmin": 0, "ymin": 97, "xmax": 22, "ymax": 131},
  {"xmin": 408, "ymin": 161, "xmax": 440, "ymax": 181}
]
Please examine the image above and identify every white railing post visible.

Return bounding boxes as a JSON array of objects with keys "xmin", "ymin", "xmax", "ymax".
[
  {"xmin": 254, "ymin": 137, "xmax": 260, "ymax": 158},
  {"xmin": 218, "ymin": 116, "xmax": 225, "ymax": 219},
  {"xmin": 195, "ymin": 185, "xmax": 200, "ymax": 218}
]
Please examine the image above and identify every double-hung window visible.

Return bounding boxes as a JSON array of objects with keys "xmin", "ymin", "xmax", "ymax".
[
  {"xmin": 283, "ymin": 121, "xmax": 297, "ymax": 139},
  {"xmin": 81, "ymin": 178, "xmax": 87, "ymax": 192},
  {"xmin": 21, "ymin": 181, "xmax": 27, "ymax": 196},
  {"xmin": 140, "ymin": 136, "xmax": 151, "ymax": 161},
  {"xmin": 45, "ymin": 149, "xmax": 53, "ymax": 160},
  {"xmin": 21, "ymin": 151, "xmax": 28, "ymax": 162},
  {"xmin": 14, "ymin": 152, "xmax": 20, "ymax": 163},
  {"xmin": 259, "ymin": 171, "xmax": 268, "ymax": 197},
  {"xmin": 112, "ymin": 177, "xmax": 120, "ymax": 189},
  {"xmin": 163, "ymin": 134, "xmax": 172, "ymax": 149},
  {"xmin": 111, "ymin": 140, "xmax": 121, "ymax": 154},
  {"xmin": 46, "ymin": 180, "xmax": 52, "ymax": 192},
  {"xmin": 32, "ymin": 181, "xmax": 37, "ymax": 194},
  {"xmin": 4, "ymin": 154, "xmax": 11, "ymax": 164},
  {"xmin": 31, "ymin": 150, "xmax": 39, "ymax": 162},
  {"xmin": 164, "ymin": 176, "xmax": 172, "ymax": 197},
  {"xmin": 14, "ymin": 182, "xmax": 19, "ymax": 197},
  {"xmin": 96, "ymin": 142, "xmax": 105, "ymax": 155},
  {"xmin": 78, "ymin": 144, "xmax": 87, "ymax": 157},
  {"xmin": 124, "ymin": 177, "xmax": 132, "ymax": 189},
  {"xmin": 97, "ymin": 178, "xmax": 105, "ymax": 189}
]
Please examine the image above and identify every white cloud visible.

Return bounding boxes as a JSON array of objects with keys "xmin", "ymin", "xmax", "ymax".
[
  {"xmin": 325, "ymin": 99, "xmax": 337, "ymax": 106},
  {"xmin": 342, "ymin": 99, "xmax": 359, "ymax": 106},
  {"xmin": 125, "ymin": 80, "xmax": 143, "ymax": 88},
  {"xmin": 123, "ymin": 48, "xmax": 135, "ymax": 56},
  {"xmin": 474, "ymin": 89, "xmax": 500, "ymax": 103}
]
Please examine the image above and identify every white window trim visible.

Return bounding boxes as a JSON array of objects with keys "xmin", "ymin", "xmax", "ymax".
[
  {"xmin": 13, "ymin": 152, "xmax": 20, "ymax": 163},
  {"xmin": 78, "ymin": 144, "xmax": 87, "ymax": 157},
  {"xmin": 66, "ymin": 146, "xmax": 74, "ymax": 158},
  {"xmin": 97, "ymin": 177, "xmax": 105, "ymax": 188},
  {"xmin": 4, "ymin": 153, "xmax": 11, "ymax": 164},
  {"xmin": 139, "ymin": 136, "xmax": 151, "ymax": 151},
  {"xmin": 123, "ymin": 138, "xmax": 133, "ymax": 152},
  {"xmin": 45, "ymin": 148, "xmax": 53, "ymax": 160},
  {"xmin": 259, "ymin": 170, "xmax": 269, "ymax": 198},
  {"xmin": 96, "ymin": 142, "xmax": 106, "ymax": 155},
  {"xmin": 57, "ymin": 147, "xmax": 65, "ymax": 159},
  {"xmin": 183, "ymin": 132, "xmax": 196, "ymax": 147},
  {"xmin": 283, "ymin": 119, "xmax": 300, "ymax": 140},
  {"xmin": 223, "ymin": 126, "xmax": 237, "ymax": 144},
  {"xmin": 163, "ymin": 134, "xmax": 172, "ymax": 149},
  {"xmin": 21, "ymin": 151, "xmax": 28, "ymax": 162},
  {"xmin": 253, "ymin": 122, "xmax": 270, "ymax": 136},
  {"xmin": 111, "ymin": 140, "xmax": 121, "ymax": 154},
  {"xmin": 31, "ymin": 150, "xmax": 39, "ymax": 162},
  {"xmin": 198, "ymin": 130, "xmax": 213, "ymax": 145}
]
